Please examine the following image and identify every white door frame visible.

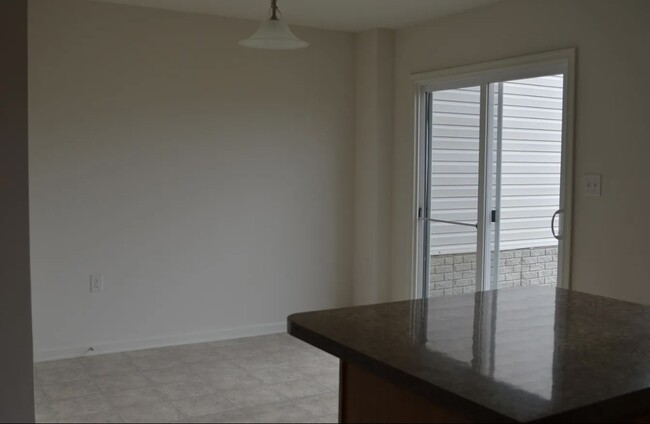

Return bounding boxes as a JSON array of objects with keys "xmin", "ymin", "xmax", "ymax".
[{"xmin": 411, "ymin": 48, "xmax": 576, "ymax": 299}]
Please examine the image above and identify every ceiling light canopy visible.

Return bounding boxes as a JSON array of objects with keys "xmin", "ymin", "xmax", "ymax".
[{"xmin": 239, "ymin": 0, "xmax": 308, "ymax": 50}]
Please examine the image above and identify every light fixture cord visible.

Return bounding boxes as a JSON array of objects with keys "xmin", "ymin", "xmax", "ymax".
[{"xmin": 270, "ymin": 0, "xmax": 279, "ymax": 21}]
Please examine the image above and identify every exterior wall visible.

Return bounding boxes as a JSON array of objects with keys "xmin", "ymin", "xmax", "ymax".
[
  {"xmin": 429, "ymin": 246, "xmax": 557, "ymax": 297},
  {"xmin": 429, "ymin": 77, "xmax": 563, "ymax": 256}
]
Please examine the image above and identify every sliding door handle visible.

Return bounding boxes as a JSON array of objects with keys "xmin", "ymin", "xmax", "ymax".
[{"xmin": 551, "ymin": 209, "xmax": 563, "ymax": 240}]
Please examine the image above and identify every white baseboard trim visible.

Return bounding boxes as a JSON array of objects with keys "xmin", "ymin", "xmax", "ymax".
[{"xmin": 34, "ymin": 321, "xmax": 286, "ymax": 362}]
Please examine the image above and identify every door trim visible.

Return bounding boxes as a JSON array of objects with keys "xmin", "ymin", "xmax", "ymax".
[
  {"xmin": 475, "ymin": 83, "xmax": 490, "ymax": 292},
  {"xmin": 411, "ymin": 48, "xmax": 576, "ymax": 298}
]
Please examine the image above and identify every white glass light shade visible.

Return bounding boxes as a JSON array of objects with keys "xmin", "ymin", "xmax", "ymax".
[{"xmin": 239, "ymin": 19, "xmax": 308, "ymax": 50}]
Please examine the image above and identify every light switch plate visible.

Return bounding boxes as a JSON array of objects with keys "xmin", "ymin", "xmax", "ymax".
[{"xmin": 583, "ymin": 174, "xmax": 602, "ymax": 197}]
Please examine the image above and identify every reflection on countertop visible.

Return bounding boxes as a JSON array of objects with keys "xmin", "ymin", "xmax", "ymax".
[{"xmin": 289, "ymin": 286, "xmax": 650, "ymax": 422}]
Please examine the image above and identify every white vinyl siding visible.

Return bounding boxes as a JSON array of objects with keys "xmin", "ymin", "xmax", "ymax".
[{"xmin": 430, "ymin": 75, "xmax": 563, "ymax": 255}]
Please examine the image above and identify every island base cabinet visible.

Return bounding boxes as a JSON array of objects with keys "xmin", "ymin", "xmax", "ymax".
[
  {"xmin": 339, "ymin": 361, "xmax": 474, "ymax": 423},
  {"xmin": 337, "ymin": 361, "xmax": 650, "ymax": 423}
]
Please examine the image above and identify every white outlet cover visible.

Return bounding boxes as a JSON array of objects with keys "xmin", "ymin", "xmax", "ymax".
[
  {"xmin": 583, "ymin": 174, "xmax": 602, "ymax": 197},
  {"xmin": 90, "ymin": 273, "xmax": 104, "ymax": 292}
]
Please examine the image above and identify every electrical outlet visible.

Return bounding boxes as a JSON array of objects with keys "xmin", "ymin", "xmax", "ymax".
[
  {"xmin": 583, "ymin": 174, "xmax": 602, "ymax": 197},
  {"xmin": 90, "ymin": 273, "xmax": 104, "ymax": 293}
]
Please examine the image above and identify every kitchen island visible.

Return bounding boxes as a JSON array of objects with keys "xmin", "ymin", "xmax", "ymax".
[{"xmin": 288, "ymin": 287, "xmax": 650, "ymax": 423}]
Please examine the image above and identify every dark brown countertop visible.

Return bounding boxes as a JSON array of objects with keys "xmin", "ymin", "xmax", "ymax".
[{"xmin": 287, "ymin": 287, "xmax": 650, "ymax": 422}]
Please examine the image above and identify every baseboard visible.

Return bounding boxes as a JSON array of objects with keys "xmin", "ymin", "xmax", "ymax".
[{"xmin": 34, "ymin": 321, "xmax": 286, "ymax": 362}]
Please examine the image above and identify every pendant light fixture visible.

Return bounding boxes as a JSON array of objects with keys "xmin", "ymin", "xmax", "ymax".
[{"xmin": 239, "ymin": 0, "xmax": 308, "ymax": 50}]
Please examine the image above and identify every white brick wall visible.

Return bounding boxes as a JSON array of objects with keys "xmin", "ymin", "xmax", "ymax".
[{"xmin": 428, "ymin": 246, "xmax": 557, "ymax": 297}]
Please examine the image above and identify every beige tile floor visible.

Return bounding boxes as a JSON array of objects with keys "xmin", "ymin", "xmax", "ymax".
[{"xmin": 34, "ymin": 334, "xmax": 339, "ymax": 423}]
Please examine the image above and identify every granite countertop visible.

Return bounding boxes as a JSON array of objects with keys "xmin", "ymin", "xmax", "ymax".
[{"xmin": 288, "ymin": 287, "xmax": 650, "ymax": 422}]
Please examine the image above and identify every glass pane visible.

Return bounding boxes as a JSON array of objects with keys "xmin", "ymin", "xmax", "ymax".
[
  {"xmin": 427, "ymin": 86, "xmax": 481, "ymax": 298},
  {"xmin": 489, "ymin": 74, "xmax": 564, "ymax": 289}
]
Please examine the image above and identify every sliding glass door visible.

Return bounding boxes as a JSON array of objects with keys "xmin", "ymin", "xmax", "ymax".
[
  {"xmin": 415, "ymin": 53, "xmax": 573, "ymax": 299},
  {"xmin": 421, "ymin": 86, "xmax": 482, "ymax": 297},
  {"xmin": 487, "ymin": 76, "xmax": 565, "ymax": 292}
]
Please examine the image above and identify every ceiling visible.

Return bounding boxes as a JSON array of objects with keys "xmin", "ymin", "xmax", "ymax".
[{"xmin": 88, "ymin": 0, "xmax": 504, "ymax": 32}]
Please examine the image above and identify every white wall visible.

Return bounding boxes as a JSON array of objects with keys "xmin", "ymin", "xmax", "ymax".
[
  {"xmin": 391, "ymin": 0, "xmax": 650, "ymax": 303},
  {"xmin": 29, "ymin": 0, "xmax": 355, "ymax": 360},
  {"xmin": 352, "ymin": 29, "xmax": 394, "ymax": 305},
  {"xmin": 30, "ymin": 0, "xmax": 650, "ymax": 360}
]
